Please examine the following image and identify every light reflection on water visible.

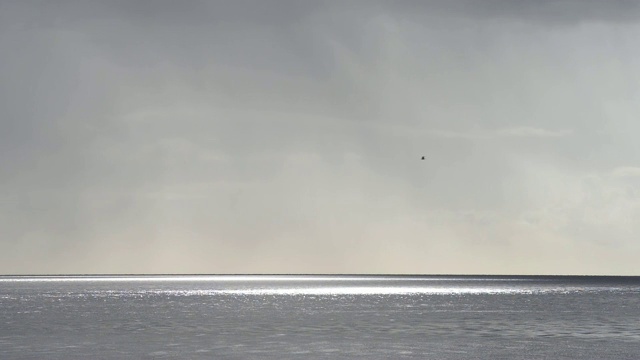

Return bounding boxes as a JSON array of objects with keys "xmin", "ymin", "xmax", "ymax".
[
  {"xmin": 1, "ymin": 276, "xmax": 639, "ymax": 359},
  {"xmin": 80, "ymin": 286, "xmax": 627, "ymax": 297},
  {"xmin": 2, "ymin": 275, "xmax": 635, "ymax": 296}
]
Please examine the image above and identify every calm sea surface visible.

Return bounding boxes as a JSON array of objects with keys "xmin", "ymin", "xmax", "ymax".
[{"xmin": 1, "ymin": 275, "xmax": 639, "ymax": 359}]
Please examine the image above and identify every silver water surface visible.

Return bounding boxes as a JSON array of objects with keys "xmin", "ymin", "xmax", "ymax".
[{"xmin": 1, "ymin": 276, "xmax": 639, "ymax": 359}]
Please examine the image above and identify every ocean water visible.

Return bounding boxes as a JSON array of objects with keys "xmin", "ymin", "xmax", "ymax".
[{"xmin": 1, "ymin": 276, "xmax": 639, "ymax": 359}]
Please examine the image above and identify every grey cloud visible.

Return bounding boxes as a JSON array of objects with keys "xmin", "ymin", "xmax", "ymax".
[
  {"xmin": 428, "ymin": 127, "xmax": 572, "ymax": 139},
  {"xmin": 494, "ymin": 127, "xmax": 572, "ymax": 138},
  {"xmin": 1, "ymin": 1, "xmax": 640, "ymax": 274},
  {"xmin": 386, "ymin": 0, "xmax": 640, "ymax": 25},
  {"xmin": 611, "ymin": 166, "xmax": 640, "ymax": 178}
]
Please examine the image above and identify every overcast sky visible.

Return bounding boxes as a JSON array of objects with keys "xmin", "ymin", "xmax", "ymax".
[{"xmin": 2, "ymin": 0, "xmax": 640, "ymax": 274}]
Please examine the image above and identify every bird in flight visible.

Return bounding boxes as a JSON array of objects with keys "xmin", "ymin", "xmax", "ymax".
[{"xmin": 421, "ymin": 156, "xmax": 425, "ymax": 160}]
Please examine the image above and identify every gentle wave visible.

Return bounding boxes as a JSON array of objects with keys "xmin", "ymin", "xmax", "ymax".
[{"xmin": 61, "ymin": 286, "xmax": 633, "ymax": 297}]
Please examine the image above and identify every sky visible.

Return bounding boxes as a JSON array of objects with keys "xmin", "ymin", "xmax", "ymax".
[{"xmin": 1, "ymin": 0, "xmax": 640, "ymax": 275}]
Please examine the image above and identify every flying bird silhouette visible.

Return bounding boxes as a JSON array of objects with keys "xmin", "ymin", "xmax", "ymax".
[{"xmin": 421, "ymin": 156, "xmax": 425, "ymax": 160}]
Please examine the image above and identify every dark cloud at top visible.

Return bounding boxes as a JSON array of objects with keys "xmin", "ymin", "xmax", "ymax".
[{"xmin": 388, "ymin": 0, "xmax": 640, "ymax": 25}]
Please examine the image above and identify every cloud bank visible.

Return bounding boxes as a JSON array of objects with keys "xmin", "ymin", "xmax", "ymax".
[{"xmin": 1, "ymin": 1, "xmax": 640, "ymax": 274}]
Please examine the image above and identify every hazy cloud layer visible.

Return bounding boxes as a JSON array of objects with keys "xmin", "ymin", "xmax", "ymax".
[{"xmin": 1, "ymin": 1, "xmax": 640, "ymax": 274}]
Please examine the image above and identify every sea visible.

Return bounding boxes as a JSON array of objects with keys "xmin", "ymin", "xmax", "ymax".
[{"xmin": 1, "ymin": 275, "xmax": 639, "ymax": 359}]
